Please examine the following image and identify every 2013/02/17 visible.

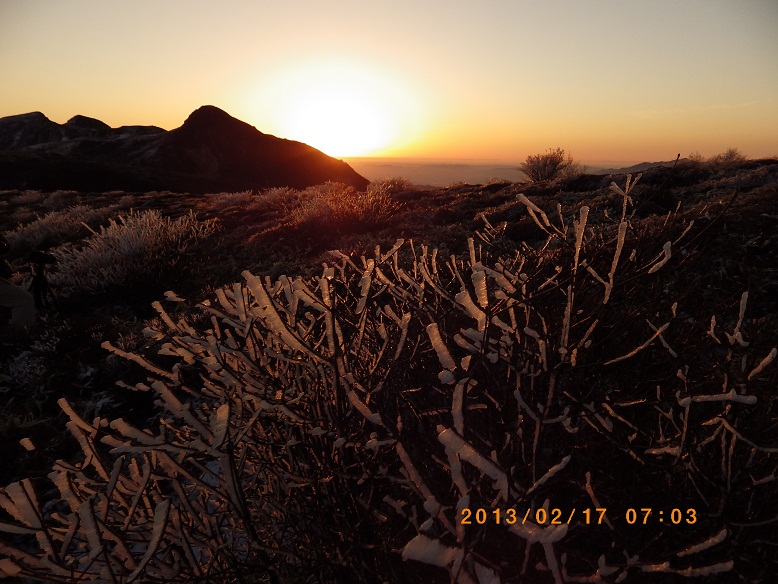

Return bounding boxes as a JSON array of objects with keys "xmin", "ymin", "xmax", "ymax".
[{"xmin": 460, "ymin": 508, "xmax": 608, "ymax": 526}]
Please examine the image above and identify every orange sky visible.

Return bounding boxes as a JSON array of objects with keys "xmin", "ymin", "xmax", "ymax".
[{"xmin": 1, "ymin": 1, "xmax": 776, "ymax": 164}]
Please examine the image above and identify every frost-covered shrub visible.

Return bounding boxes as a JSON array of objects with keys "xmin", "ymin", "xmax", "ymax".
[
  {"xmin": 1, "ymin": 176, "xmax": 775, "ymax": 582},
  {"xmin": 116, "ymin": 195, "xmax": 135, "ymax": 210},
  {"xmin": 241, "ymin": 186, "xmax": 299, "ymax": 215},
  {"xmin": 9, "ymin": 208, "xmax": 36, "ymax": 226},
  {"xmin": 684, "ymin": 147, "xmax": 748, "ymax": 170},
  {"xmin": 5, "ymin": 205, "xmax": 119, "ymax": 251},
  {"xmin": 486, "ymin": 177, "xmax": 511, "ymax": 186},
  {"xmin": 41, "ymin": 190, "xmax": 80, "ymax": 211},
  {"xmin": 205, "ymin": 190, "xmax": 257, "ymax": 212},
  {"xmin": 687, "ymin": 151, "xmax": 705, "ymax": 164},
  {"xmin": 49, "ymin": 209, "xmax": 219, "ymax": 294},
  {"xmin": 368, "ymin": 177, "xmax": 415, "ymax": 196},
  {"xmin": 10, "ymin": 191, "xmax": 46, "ymax": 206},
  {"xmin": 4, "ymin": 351, "xmax": 46, "ymax": 390},
  {"xmin": 707, "ymin": 147, "xmax": 746, "ymax": 166},
  {"xmin": 2, "ymin": 328, "xmax": 61, "ymax": 389},
  {"xmin": 290, "ymin": 181, "xmax": 400, "ymax": 232}
]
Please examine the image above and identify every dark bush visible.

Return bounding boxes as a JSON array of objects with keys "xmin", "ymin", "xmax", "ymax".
[{"xmin": 519, "ymin": 147, "xmax": 581, "ymax": 182}]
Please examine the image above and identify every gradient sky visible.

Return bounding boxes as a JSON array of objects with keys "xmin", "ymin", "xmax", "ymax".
[{"xmin": 1, "ymin": 0, "xmax": 776, "ymax": 163}]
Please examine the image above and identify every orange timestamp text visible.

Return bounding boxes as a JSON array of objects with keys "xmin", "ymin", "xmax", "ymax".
[{"xmin": 460, "ymin": 507, "xmax": 699, "ymax": 526}]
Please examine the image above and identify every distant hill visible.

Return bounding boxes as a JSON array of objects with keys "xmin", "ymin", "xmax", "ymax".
[
  {"xmin": 594, "ymin": 158, "xmax": 686, "ymax": 175},
  {"xmin": 0, "ymin": 106, "xmax": 369, "ymax": 192}
]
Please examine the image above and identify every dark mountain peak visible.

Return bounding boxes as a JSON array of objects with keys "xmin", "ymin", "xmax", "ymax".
[
  {"xmin": 0, "ymin": 111, "xmax": 64, "ymax": 150},
  {"xmin": 177, "ymin": 105, "xmax": 262, "ymax": 139},
  {"xmin": 65, "ymin": 115, "xmax": 111, "ymax": 132},
  {"xmin": 6, "ymin": 111, "xmax": 51, "ymax": 123},
  {"xmin": 155, "ymin": 105, "xmax": 368, "ymax": 190},
  {"xmin": 184, "ymin": 105, "xmax": 232, "ymax": 124}
]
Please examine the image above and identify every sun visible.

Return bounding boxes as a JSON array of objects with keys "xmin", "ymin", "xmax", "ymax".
[
  {"xmin": 250, "ymin": 59, "xmax": 419, "ymax": 158},
  {"xmin": 280, "ymin": 86, "xmax": 394, "ymax": 157}
]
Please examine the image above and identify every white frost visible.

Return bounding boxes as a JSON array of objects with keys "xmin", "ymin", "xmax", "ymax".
[
  {"xmin": 402, "ymin": 534, "xmax": 458, "ymax": 567},
  {"xmin": 438, "ymin": 426, "xmax": 508, "ymax": 499},
  {"xmin": 647, "ymin": 241, "xmax": 672, "ymax": 274},
  {"xmin": 426, "ymin": 322, "xmax": 457, "ymax": 371},
  {"xmin": 677, "ymin": 528, "xmax": 728, "ymax": 557},
  {"xmin": 527, "ymin": 455, "xmax": 571, "ymax": 494},
  {"xmin": 645, "ymin": 445, "xmax": 681, "ymax": 457},
  {"xmin": 748, "ymin": 347, "xmax": 777, "ymax": 380},
  {"xmin": 676, "ymin": 389, "xmax": 757, "ymax": 407}
]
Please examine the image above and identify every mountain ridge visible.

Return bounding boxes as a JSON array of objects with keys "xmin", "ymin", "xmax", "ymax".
[{"xmin": 0, "ymin": 106, "xmax": 369, "ymax": 192}]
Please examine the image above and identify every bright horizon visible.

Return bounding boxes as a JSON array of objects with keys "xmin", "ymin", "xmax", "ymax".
[{"xmin": 1, "ymin": 1, "xmax": 776, "ymax": 162}]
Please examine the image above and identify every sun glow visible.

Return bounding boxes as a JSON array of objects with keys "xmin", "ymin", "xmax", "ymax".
[
  {"xmin": 250, "ymin": 59, "xmax": 421, "ymax": 158},
  {"xmin": 280, "ymin": 88, "xmax": 393, "ymax": 157}
]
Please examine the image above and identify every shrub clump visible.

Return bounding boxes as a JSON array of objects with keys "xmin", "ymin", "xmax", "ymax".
[
  {"xmin": 204, "ymin": 190, "xmax": 257, "ymax": 212},
  {"xmin": 49, "ymin": 209, "xmax": 219, "ymax": 294},
  {"xmin": 519, "ymin": 147, "xmax": 581, "ymax": 182},
  {"xmin": 707, "ymin": 147, "xmax": 747, "ymax": 165},
  {"xmin": 4, "ymin": 204, "xmax": 119, "ymax": 251},
  {"xmin": 289, "ymin": 180, "xmax": 401, "ymax": 232},
  {"xmin": 687, "ymin": 147, "xmax": 748, "ymax": 167},
  {"xmin": 367, "ymin": 176, "xmax": 415, "ymax": 196}
]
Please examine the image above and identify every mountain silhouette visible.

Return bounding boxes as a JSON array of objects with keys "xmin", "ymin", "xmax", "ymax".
[{"xmin": 0, "ymin": 106, "xmax": 369, "ymax": 192}]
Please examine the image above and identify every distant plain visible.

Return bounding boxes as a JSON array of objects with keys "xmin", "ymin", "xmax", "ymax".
[{"xmin": 345, "ymin": 157, "xmax": 641, "ymax": 187}]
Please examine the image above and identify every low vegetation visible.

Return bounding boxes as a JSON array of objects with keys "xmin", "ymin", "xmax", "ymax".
[
  {"xmin": 49, "ymin": 210, "xmax": 219, "ymax": 295},
  {"xmin": 0, "ymin": 154, "xmax": 777, "ymax": 583},
  {"xmin": 518, "ymin": 148, "xmax": 583, "ymax": 183},
  {"xmin": 689, "ymin": 147, "xmax": 748, "ymax": 167}
]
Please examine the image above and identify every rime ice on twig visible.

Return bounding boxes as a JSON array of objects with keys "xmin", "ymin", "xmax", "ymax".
[
  {"xmin": 401, "ymin": 534, "xmax": 460, "ymax": 569},
  {"xmin": 437, "ymin": 426, "xmax": 509, "ymax": 500},
  {"xmin": 725, "ymin": 291, "xmax": 749, "ymax": 347},
  {"xmin": 647, "ymin": 241, "xmax": 672, "ymax": 274},
  {"xmin": 426, "ymin": 322, "xmax": 457, "ymax": 371},
  {"xmin": 676, "ymin": 529, "xmax": 728, "ymax": 557},
  {"xmin": 603, "ymin": 322, "xmax": 671, "ymax": 365},
  {"xmin": 526, "ymin": 455, "xmax": 571, "ymax": 494},
  {"xmin": 572, "ymin": 206, "xmax": 589, "ymax": 275},
  {"xmin": 748, "ymin": 348, "xmax": 777, "ymax": 380},
  {"xmin": 676, "ymin": 389, "xmax": 757, "ymax": 407}
]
